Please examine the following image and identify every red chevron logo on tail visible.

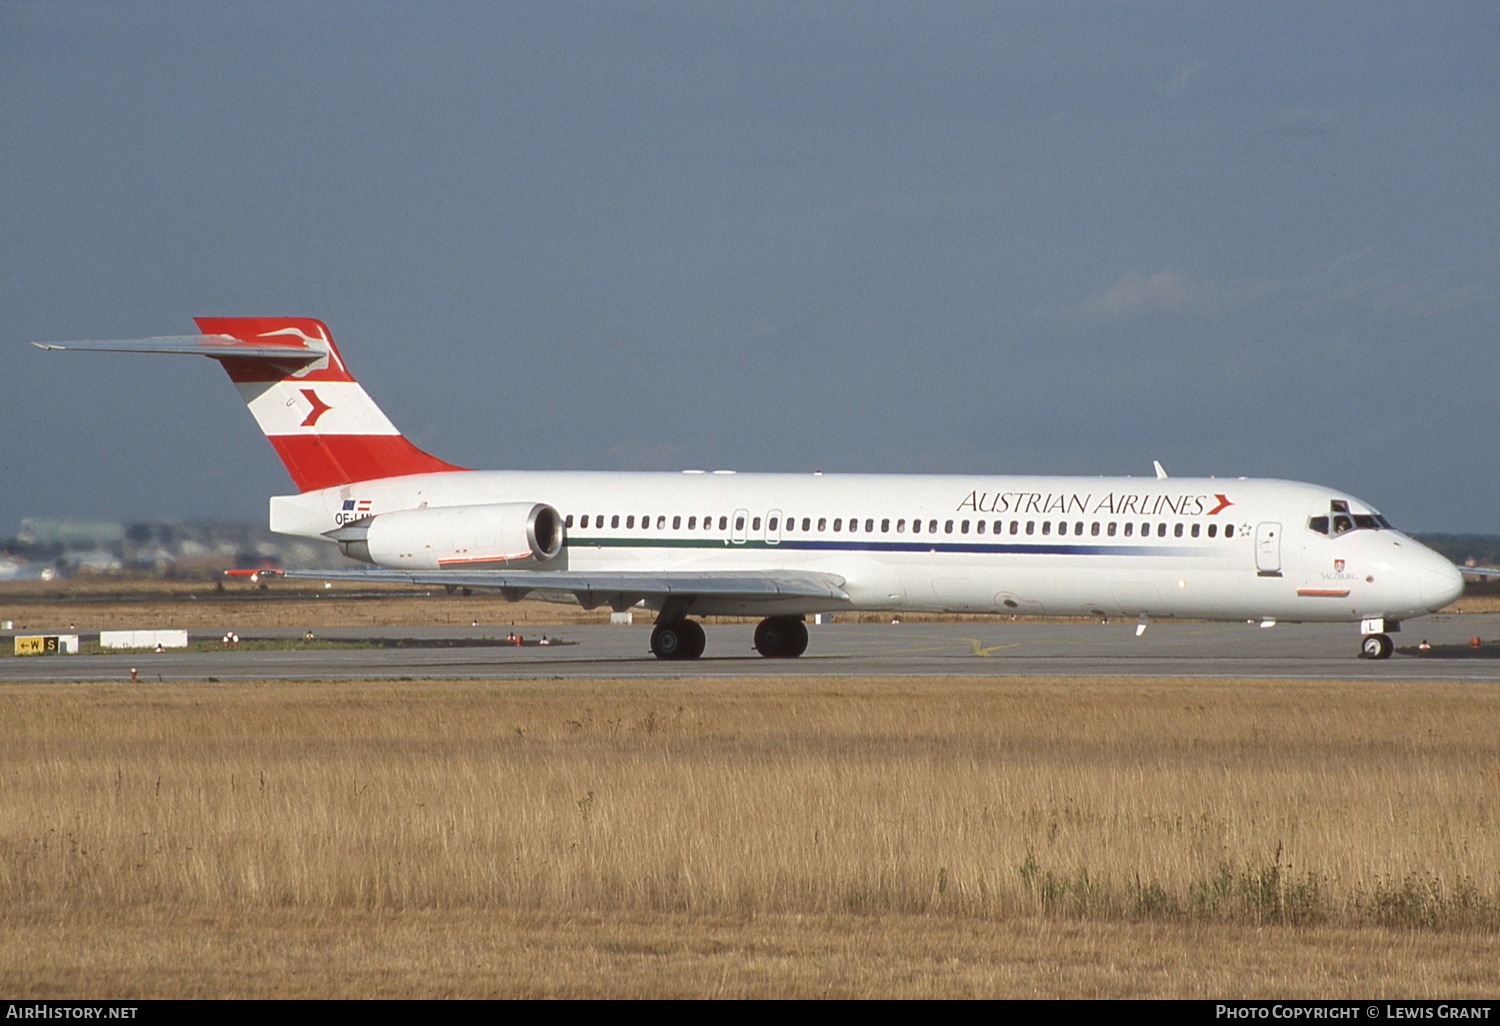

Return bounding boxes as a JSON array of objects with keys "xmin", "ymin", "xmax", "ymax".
[{"xmin": 299, "ymin": 388, "xmax": 333, "ymax": 427}]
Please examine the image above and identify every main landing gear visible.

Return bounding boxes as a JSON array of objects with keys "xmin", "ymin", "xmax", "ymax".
[
  {"xmin": 648, "ymin": 614, "xmax": 810, "ymax": 660},
  {"xmin": 650, "ymin": 618, "xmax": 706, "ymax": 661},
  {"xmin": 753, "ymin": 615, "xmax": 808, "ymax": 659}
]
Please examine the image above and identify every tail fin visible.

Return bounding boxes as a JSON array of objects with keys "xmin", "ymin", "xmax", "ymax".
[{"xmin": 35, "ymin": 317, "xmax": 465, "ymax": 492}]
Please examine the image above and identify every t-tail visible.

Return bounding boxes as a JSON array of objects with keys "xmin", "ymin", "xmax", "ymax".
[{"xmin": 34, "ymin": 317, "xmax": 465, "ymax": 491}]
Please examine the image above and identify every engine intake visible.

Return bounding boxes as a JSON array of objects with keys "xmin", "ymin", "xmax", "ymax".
[{"xmin": 328, "ymin": 502, "xmax": 565, "ymax": 569}]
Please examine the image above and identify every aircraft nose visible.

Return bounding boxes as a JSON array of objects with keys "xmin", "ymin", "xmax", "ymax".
[{"xmin": 1418, "ymin": 553, "xmax": 1465, "ymax": 610}]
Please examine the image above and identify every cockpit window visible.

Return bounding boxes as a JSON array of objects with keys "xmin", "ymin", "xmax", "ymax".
[{"xmin": 1312, "ymin": 500, "xmax": 1390, "ymax": 537}]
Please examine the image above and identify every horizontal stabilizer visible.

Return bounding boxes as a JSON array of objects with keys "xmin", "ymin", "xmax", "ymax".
[{"xmin": 32, "ymin": 335, "xmax": 323, "ymax": 363}]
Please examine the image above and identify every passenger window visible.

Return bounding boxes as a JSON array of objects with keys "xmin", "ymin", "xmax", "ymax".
[
  {"xmin": 657, "ymin": 515, "xmax": 667, "ymax": 530},
  {"xmin": 565, "ymin": 515, "xmax": 575, "ymax": 528},
  {"xmin": 1091, "ymin": 522, "xmax": 1100, "ymax": 536},
  {"xmin": 802, "ymin": 518, "xmax": 811, "ymax": 531},
  {"xmin": 688, "ymin": 516, "xmax": 697, "ymax": 530},
  {"xmin": 881, "ymin": 518, "xmax": 890, "ymax": 533},
  {"xmin": 752, "ymin": 517, "xmax": 761, "ymax": 531},
  {"xmin": 1074, "ymin": 522, "xmax": 1083, "ymax": 535},
  {"xmin": 818, "ymin": 518, "xmax": 827, "ymax": 531},
  {"xmin": 581, "ymin": 515, "xmax": 591, "ymax": 528},
  {"xmin": 834, "ymin": 519, "xmax": 842, "ymax": 532},
  {"xmin": 1157, "ymin": 524, "xmax": 1167, "ymax": 537},
  {"xmin": 1026, "ymin": 521, "xmax": 1035, "ymax": 535},
  {"xmin": 1010, "ymin": 521, "xmax": 1019, "ymax": 535},
  {"xmin": 1191, "ymin": 523, "xmax": 1200, "ymax": 538},
  {"xmin": 945, "ymin": 520, "xmax": 954, "ymax": 534},
  {"xmin": 848, "ymin": 519, "xmax": 857, "ymax": 533},
  {"xmin": 768, "ymin": 517, "xmax": 778, "ymax": 531},
  {"xmin": 897, "ymin": 519, "xmax": 906, "ymax": 532},
  {"xmin": 1225, "ymin": 524, "xmax": 1235, "ymax": 538},
  {"xmin": 1141, "ymin": 523, "xmax": 1149, "ymax": 537},
  {"xmin": 1124, "ymin": 523, "xmax": 1133, "ymax": 537},
  {"xmin": 734, "ymin": 516, "xmax": 744, "ymax": 531},
  {"xmin": 1042, "ymin": 521, "xmax": 1051, "ymax": 535},
  {"xmin": 1173, "ymin": 523, "xmax": 1183, "ymax": 538},
  {"xmin": 961, "ymin": 520, "xmax": 970, "ymax": 534},
  {"xmin": 866, "ymin": 519, "xmax": 875, "ymax": 533},
  {"xmin": 976, "ymin": 520, "xmax": 985, "ymax": 534},
  {"xmin": 1208, "ymin": 523, "xmax": 1217, "ymax": 538},
  {"xmin": 718, "ymin": 516, "xmax": 728, "ymax": 530},
  {"xmin": 1107, "ymin": 522, "xmax": 1116, "ymax": 536},
  {"xmin": 608, "ymin": 515, "xmax": 616, "ymax": 528}
]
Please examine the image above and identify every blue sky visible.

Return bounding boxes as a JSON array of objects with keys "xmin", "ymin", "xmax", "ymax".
[{"xmin": 4, "ymin": 2, "xmax": 1496, "ymax": 532}]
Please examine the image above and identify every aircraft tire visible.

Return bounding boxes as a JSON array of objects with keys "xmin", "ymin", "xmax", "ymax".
[
  {"xmin": 651, "ymin": 619, "xmax": 705, "ymax": 660},
  {"xmin": 1360, "ymin": 633, "xmax": 1394, "ymax": 660},
  {"xmin": 651, "ymin": 622, "xmax": 685, "ymax": 660},
  {"xmin": 754, "ymin": 616, "xmax": 809, "ymax": 658},
  {"xmin": 679, "ymin": 618, "xmax": 706, "ymax": 660}
]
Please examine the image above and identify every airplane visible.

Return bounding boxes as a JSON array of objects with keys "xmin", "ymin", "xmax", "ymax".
[{"xmin": 35, "ymin": 316, "xmax": 1468, "ymax": 661}]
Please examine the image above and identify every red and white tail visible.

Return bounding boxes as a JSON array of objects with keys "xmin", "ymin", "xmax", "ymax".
[
  {"xmin": 193, "ymin": 317, "xmax": 465, "ymax": 492},
  {"xmin": 35, "ymin": 317, "xmax": 466, "ymax": 492}
]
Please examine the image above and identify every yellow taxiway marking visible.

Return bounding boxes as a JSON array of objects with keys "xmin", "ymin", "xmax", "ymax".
[{"xmin": 967, "ymin": 639, "xmax": 1023, "ymax": 657}]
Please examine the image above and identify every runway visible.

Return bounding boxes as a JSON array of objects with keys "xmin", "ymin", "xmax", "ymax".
[{"xmin": 5, "ymin": 613, "xmax": 1500, "ymax": 682}]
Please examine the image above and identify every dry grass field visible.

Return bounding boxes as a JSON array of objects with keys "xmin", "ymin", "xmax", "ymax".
[{"xmin": 3, "ymin": 674, "xmax": 1499, "ymax": 997}]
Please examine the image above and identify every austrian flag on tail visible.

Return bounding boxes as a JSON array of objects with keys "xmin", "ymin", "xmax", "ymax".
[{"xmin": 185, "ymin": 317, "xmax": 465, "ymax": 491}]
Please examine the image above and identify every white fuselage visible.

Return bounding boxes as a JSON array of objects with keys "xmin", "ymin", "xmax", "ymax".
[{"xmin": 269, "ymin": 470, "xmax": 1464, "ymax": 623}]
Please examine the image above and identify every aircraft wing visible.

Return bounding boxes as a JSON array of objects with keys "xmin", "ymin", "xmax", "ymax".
[
  {"xmin": 32, "ymin": 335, "xmax": 323, "ymax": 362},
  {"xmin": 277, "ymin": 567, "xmax": 850, "ymax": 612},
  {"xmin": 1457, "ymin": 565, "xmax": 1500, "ymax": 577}
]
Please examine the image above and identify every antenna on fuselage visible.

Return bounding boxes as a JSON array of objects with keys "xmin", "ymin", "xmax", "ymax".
[{"xmin": 1153, "ymin": 460, "xmax": 1168, "ymax": 479}]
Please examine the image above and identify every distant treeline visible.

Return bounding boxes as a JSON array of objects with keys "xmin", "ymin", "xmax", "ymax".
[{"xmin": 1412, "ymin": 534, "xmax": 1500, "ymax": 568}]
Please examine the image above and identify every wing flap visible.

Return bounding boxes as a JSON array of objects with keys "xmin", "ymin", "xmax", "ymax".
[{"xmin": 278, "ymin": 567, "xmax": 850, "ymax": 609}]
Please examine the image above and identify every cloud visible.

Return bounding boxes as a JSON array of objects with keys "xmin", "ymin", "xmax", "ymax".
[
  {"xmin": 1165, "ymin": 60, "xmax": 1207, "ymax": 95},
  {"xmin": 1053, "ymin": 254, "xmax": 1492, "ymax": 326},
  {"xmin": 1055, "ymin": 269, "xmax": 1278, "ymax": 324}
]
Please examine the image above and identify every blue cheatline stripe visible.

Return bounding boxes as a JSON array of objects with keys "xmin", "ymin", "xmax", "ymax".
[{"xmin": 571, "ymin": 536, "xmax": 1206, "ymax": 557}]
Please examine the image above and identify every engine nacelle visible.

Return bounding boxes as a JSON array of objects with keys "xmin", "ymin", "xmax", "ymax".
[{"xmin": 329, "ymin": 502, "xmax": 565, "ymax": 569}]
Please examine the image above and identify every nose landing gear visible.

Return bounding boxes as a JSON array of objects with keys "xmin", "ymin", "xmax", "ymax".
[{"xmin": 1360, "ymin": 633, "xmax": 1394, "ymax": 659}]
